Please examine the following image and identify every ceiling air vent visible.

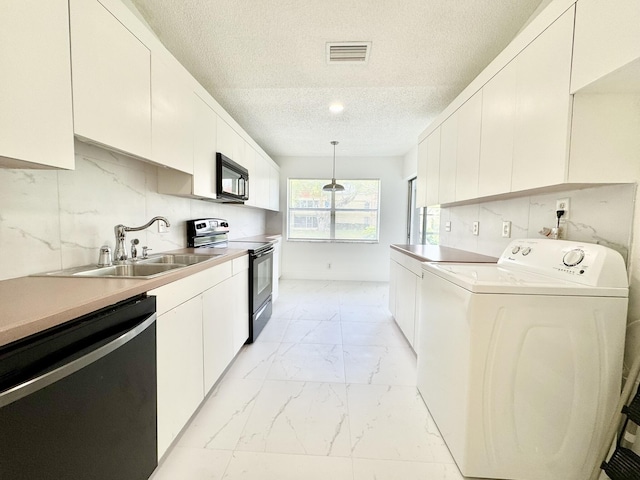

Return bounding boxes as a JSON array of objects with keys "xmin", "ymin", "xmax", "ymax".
[{"xmin": 326, "ymin": 42, "xmax": 371, "ymax": 64}]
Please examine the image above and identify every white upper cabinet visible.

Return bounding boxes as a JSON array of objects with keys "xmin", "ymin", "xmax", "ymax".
[
  {"xmin": 511, "ymin": 7, "xmax": 574, "ymax": 192},
  {"xmin": 250, "ymin": 152, "xmax": 270, "ymax": 209},
  {"xmin": 416, "ymin": 139, "xmax": 428, "ymax": 208},
  {"xmin": 157, "ymin": 93, "xmax": 217, "ymax": 199},
  {"xmin": 478, "ymin": 60, "xmax": 517, "ymax": 197},
  {"xmin": 571, "ymin": 0, "xmax": 640, "ymax": 92},
  {"xmin": 269, "ymin": 162, "xmax": 280, "ymax": 211},
  {"xmin": 70, "ymin": 0, "xmax": 151, "ymax": 160},
  {"xmin": 438, "ymin": 113, "xmax": 458, "ymax": 205},
  {"xmin": 425, "ymin": 128, "xmax": 441, "ymax": 207},
  {"xmin": 0, "ymin": 0, "xmax": 74, "ymax": 169},
  {"xmin": 192, "ymin": 94, "xmax": 218, "ymax": 198},
  {"xmin": 454, "ymin": 91, "xmax": 482, "ymax": 202},
  {"xmin": 216, "ymin": 119, "xmax": 235, "ymax": 160},
  {"xmin": 152, "ymin": 55, "xmax": 194, "ymax": 174}
]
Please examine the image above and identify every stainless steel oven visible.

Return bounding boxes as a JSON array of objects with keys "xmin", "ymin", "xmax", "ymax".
[
  {"xmin": 231, "ymin": 241, "xmax": 274, "ymax": 343},
  {"xmin": 187, "ymin": 218, "xmax": 274, "ymax": 343}
]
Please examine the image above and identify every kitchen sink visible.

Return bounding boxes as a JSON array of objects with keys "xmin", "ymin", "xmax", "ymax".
[
  {"xmin": 137, "ymin": 254, "xmax": 221, "ymax": 265},
  {"xmin": 33, "ymin": 252, "xmax": 224, "ymax": 279},
  {"xmin": 73, "ymin": 263, "xmax": 183, "ymax": 278}
]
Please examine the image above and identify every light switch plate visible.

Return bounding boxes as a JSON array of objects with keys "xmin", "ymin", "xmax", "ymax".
[
  {"xmin": 502, "ymin": 221, "xmax": 511, "ymax": 238},
  {"xmin": 473, "ymin": 221, "xmax": 479, "ymax": 236},
  {"xmin": 445, "ymin": 221, "xmax": 451, "ymax": 232}
]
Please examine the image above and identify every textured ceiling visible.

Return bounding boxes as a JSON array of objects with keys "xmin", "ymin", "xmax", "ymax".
[{"xmin": 129, "ymin": 0, "xmax": 544, "ymax": 158}]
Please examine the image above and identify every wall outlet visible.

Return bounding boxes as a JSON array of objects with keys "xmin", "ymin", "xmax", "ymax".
[
  {"xmin": 556, "ymin": 198, "xmax": 570, "ymax": 218},
  {"xmin": 472, "ymin": 221, "xmax": 479, "ymax": 236},
  {"xmin": 502, "ymin": 220, "xmax": 511, "ymax": 238},
  {"xmin": 445, "ymin": 221, "xmax": 452, "ymax": 232},
  {"xmin": 158, "ymin": 222, "xmax": 169, "ymax": 233},
  {"xmin": 327, "ymin": 262, "xmax": 332, "ymax": 269}
]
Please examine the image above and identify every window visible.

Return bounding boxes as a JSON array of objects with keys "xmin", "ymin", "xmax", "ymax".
[
  {"xmin": 407, "ymin": 177, "xmax": 440, "ymax": 245},
  {"xmin": 288, "ymin": 179, "xmax": 380, "ymax": 242}
]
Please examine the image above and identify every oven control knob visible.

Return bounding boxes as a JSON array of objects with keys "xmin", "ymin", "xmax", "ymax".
[
  {"xmin": 511, "ymin": 246, "xmax": 521, "ymax": 254},
  {"xmin": 563, "ymin": 249, "xmax": 585, "ymax": 267},
  {"xmin": 522, "ymin": 247, "xmax": 532, "ymax": 256}
]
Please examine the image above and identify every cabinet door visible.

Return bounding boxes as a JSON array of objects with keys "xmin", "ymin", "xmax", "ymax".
[
  {"xmin": 152, "ymin": 55, "xmax": 194, "ymax": 173},
  {"xmin": 231, "ymin": 271, "xmax": 250, "ymax": 355},
  {"xmin": 202, "ymin": 280, "xmax": 234, "ymax": 393},
  {"xmin": 511, "ymin": 7, "xmax": 574, "ymax": 192},
  {"xmin": 478, "ymin": 61, "xmax": 517, "ymax": 197},
  {"xmin": 250, "ymin": 153, "xmax": 269, "ymax": 208},
  {"xmin": 455, "ymin": 91, "xmax": 483, "ymax": 201},
  {"xmin": 425, "ymin": 128, "xmax": 441, "ymax": 207},
  {"xmin": 416, "ymin": 139, "xmax": 428, "ymax": 208},
  {"xmin": 0, "ymin": 0, "xmax": 74, "ymax": 169},
  {"xmin": 192, "ymin": 94, "xmax": 218, "ymax": 199},
  {"xmin": 216, "ymin": 119, "xmax": 235, "ymax": 160},
  {"xmin": 571, "ymin": 0, "xmax": 640, "ymax": 92},
  {"xmin": 395, "ymin": 264, "xmax": 417, "ymax": 347},
  {"xmin": 70, "ymin": 0, "xmax": 151, "ymax": 159},
  {"xmin": 439, "ymin": 113, "xmax": 458, "ymax": 205},
  {"xmin": 271, "ymin": 238, "xmax": 281, "ymax": 301},
  {"xmin": 389, "ymin": 259, "xmax": 399, "ymax": 317},
  {"xmin": 156, "ymin": 296, "xmax": 204, "ymax": 458},
  {"xmin": 269, "ymin": 163, "xmax": 280, "ymax": 211}
]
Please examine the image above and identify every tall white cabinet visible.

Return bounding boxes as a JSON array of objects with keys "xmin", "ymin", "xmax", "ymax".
[
  {"xmin": 151, "ymin": 55, "xmax": 195, "ymax": 174},
  {"xmin": 511, "ymin": 8, "xmax": 574, "ymax": 192},
  {"xmin": 70, "ymin": 0, "xmax": 152, "ymax": 159},
  {"xmin": 478, "ymin": 61, "xmax": 517, "ymax": 197},
  {"xmin": 0, "ymin": 0, "xmax": 74, "ymax": 169}
]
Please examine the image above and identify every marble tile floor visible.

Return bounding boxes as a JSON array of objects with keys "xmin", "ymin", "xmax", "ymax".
[{"xmin": 151, "ymin": 279, "xmax": 467, "ymax": 480}]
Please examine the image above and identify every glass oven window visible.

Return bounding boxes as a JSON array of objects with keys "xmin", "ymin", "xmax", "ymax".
[{"xmin": 256, "ymin": 255, "xmax": 272, "ymax": 297}]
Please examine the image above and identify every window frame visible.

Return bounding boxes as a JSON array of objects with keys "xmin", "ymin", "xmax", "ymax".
[{"xmin": 287, "ymin": 178, "xmax": 381, "ymax": 243}]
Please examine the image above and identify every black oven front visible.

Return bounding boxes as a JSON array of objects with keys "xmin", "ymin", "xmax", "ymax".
[{"xmin": 248, "ymin": 244, "xmax": 274, "ymax": 343}]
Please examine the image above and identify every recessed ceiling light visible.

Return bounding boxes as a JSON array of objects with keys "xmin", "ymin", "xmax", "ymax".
[{"xmin": 330, "ymin": 103, "xmax": 344, "ymax": 113}]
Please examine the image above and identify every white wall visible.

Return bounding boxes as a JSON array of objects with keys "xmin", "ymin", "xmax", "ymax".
[
  {"xmin": 270, "ymin": 155, "xmax": 406, "ymax": 282},
  {"xmin": 0, "ymin": 141, "xmax": 266, "ymax": 280}
]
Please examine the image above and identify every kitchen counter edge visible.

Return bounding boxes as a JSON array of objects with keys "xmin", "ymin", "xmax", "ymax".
[
  {"xmin": 391, "ymin": 244, "xmax": 498, "ymax": 263},
  {"xmin": 0, "ymin": 248, "xmax": 250, "ymax": 348}
]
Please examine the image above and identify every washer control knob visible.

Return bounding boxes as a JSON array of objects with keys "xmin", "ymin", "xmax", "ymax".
[
  {"xmin": 563, "ymin": 249, "xmax": 585, "ymax": 267},
  {"xmin": 511, "ymin": 246, "xmax": 521, "ymax": 254},
  {"xmin": 522, "ymin": 247, "xmax": 531, "ymax": 256}
]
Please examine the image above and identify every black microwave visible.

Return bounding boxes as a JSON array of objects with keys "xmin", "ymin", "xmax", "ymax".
[{"xmin": 216, "ymin": 152, "xmax": 249, "ymax": 202}]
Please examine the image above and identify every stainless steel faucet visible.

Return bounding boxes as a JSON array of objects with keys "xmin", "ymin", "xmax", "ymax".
[{"xmin": 114, "ymin": 216, "xmax": 170, "ymax": 263}]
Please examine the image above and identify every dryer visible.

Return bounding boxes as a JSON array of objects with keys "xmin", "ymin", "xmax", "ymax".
[{"xmin": 417, "ymin": 238, "xmax": 628, "ymax": 480}]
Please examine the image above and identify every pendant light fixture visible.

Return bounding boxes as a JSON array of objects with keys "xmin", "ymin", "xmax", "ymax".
[{"xmin": 322, "ymin": 141, "xmax": 345, "ymax": 192}]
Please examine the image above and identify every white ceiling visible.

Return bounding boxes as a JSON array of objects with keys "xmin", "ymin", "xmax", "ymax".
[{"xmin": 129, "ymin": 0, "xmax": 544, "ymax": 158}]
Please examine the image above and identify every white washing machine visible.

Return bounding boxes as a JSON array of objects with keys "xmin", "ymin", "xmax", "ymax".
[{"xmin": 417, "ymin": 238, "xmax": 628, "ymax": 480}]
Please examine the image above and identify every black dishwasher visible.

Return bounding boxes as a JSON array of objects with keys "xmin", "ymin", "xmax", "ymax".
[{"xmin": 0, "ymin": 294, "xmax": 157, "ymax": 480}]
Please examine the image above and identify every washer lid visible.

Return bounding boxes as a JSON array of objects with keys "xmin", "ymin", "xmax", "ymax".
[{"xmin": 422, "ymin": 263, "xmax": 628, "ymax": 297}]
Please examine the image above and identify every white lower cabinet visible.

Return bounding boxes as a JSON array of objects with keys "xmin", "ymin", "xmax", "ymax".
[
  {"xmin": 156, "ymin": 295, "xmax": 204, "ymax": 458},
  {"xmin": 202, "ymin": 256, "xmax": 249, "ymax": 393},
  {"xmin": 151, "ymin": 256, "xmax": 249, "ymax": 459},
  {"xmin": 231, "ymin": 267, "xmax": 250, "ymax": 355},
  {"xmin": 389, "ymin": 249, "xmax": 421, "ymax": 350},
  {"xmin": 202, "ymin": 280, "xmax": 234, "ymax": 394}
]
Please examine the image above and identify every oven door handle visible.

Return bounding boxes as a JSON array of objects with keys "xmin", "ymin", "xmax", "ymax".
[
  {"xmin": 0, "ymin": 313, "xmax": 156, "ymax": 408},
  {"xmin": 254, "ymin": 247, "xmax": 274, "ymax": 258}
]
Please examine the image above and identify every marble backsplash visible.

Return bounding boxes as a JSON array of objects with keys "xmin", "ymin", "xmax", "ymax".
[
  {"xmin": 439, "ymin": 184, "xmax": 637, "ymax": 262},
  {"xmin": 0, "ymin": 141, "xmax": 266, "ymax": 281}
]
